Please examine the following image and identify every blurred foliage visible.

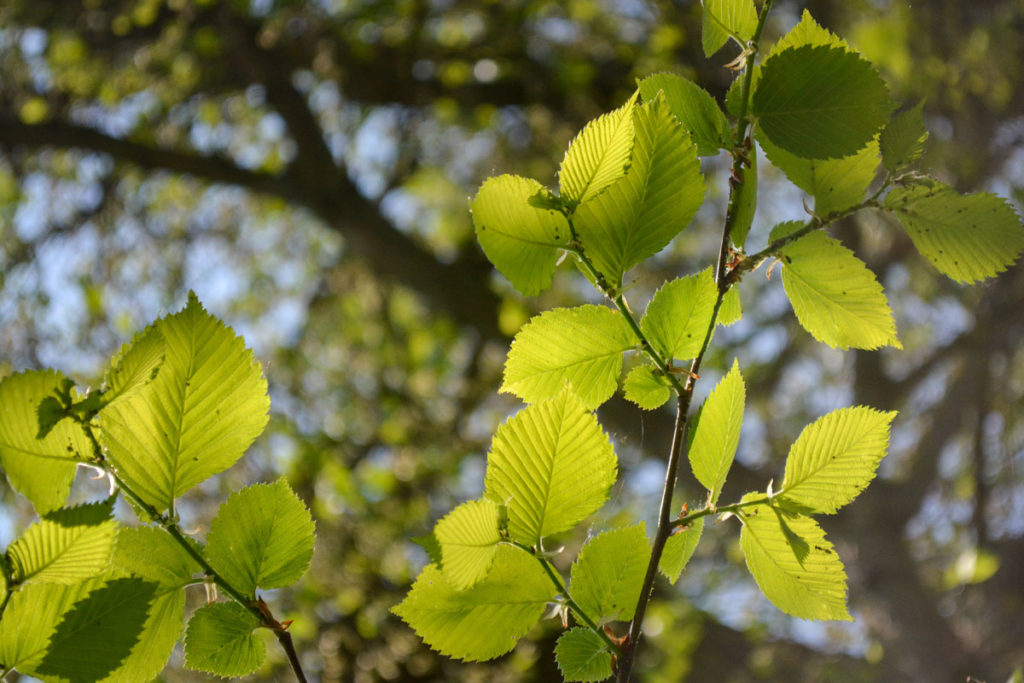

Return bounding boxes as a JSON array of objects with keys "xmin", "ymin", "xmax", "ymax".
[{"xmin": 0, "ymin": 0, "xmax": 1023, "ymax": 681}]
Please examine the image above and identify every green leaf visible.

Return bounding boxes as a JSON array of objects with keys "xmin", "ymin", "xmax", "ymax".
[
  {"xmin": 7, "ymin": 500, "xmax": 116, "ymax": 585},
  {"xmin": 555, "ymin": 627, "xmax": 613, "ymax": 682},
  {"xmin": 502, "ymin": 305, "xmax": 635, "ymax": 410},
  {"xmin": 719, "ymin": 287, "xmax": 742, "ymax": 326},
  {"xmin": 753, "ymin": 45, "xmax": 891, "ymax": 159},
  {"xmin": 485, "ymin": 386, "xmax": 617, "ymax": 545},
  {"xmin": 0, "ymin": 370, "xmax": 90, "ymax": 513},
  {"xmin": 0, "ymin": 580, "xmax": 94, "ymax": 675},
  {"xmin": 688, "ymin": 359, "xmax": 745, "ymax": 505},
  {"xmin": 637, "ymin": 73, "xmax": 730, "ymax": 155},
  {"xmin": 569, "ymin": 523, "xmax": 650, "ymax": 625},
  {"xmin": 184, "ymin": 602, "xmax": 265, "ymax": 678},
  {"xmin": 659, "ymin": 517, "xmax": 705, "ymax": 584},
  {"xmin": 739, "ymin": 497, "xmax": 851, "ymax": 620},
  {"xmin": 24, "ymin": 578, "xmax": 157, "ymax": 682},
  {"xmin": 623, "ymin": 365, "xmax": 672, "ymax": 411},
  {"xmin": 759, "ymin": 133, "xmax": 880, "ymax": 217},
  {"xmin": 559, "ymin": 90, "xmax": 639, "ymax": 208},
  {"xmin": 435, "ymin": 499, "xmax": 502, "ymax": 590},
  {"xmin": 574, "ymin": 97, "xmax": 705, "ymax": 286},
  {"xmin": 204, "ymin": 478, "xmax": 315, "ymax": 596},
  {"xmin": 884, "ymin": 183, "xmax": 1024, "ymax": 283},
  {"xmin": 99, "ymin": 587, "xmax": 184, "ymax": 683},
  {"xmin": 112, "ymin": 526, "xmax": 203, "ymax": 589},
  {"xmin": 392, "ymin": 545, "xmax": 552, "ymax": 662},
  {"xmin": 880, "ymin": 103, "xmax": 928, "ymax": 172},
  {"xmin": 778, "ymin": 407, "xmax": 897, "ymax": 514},
  {"xmin": 772, "ymin": 226, "xmax": 902, "ymax": 350},
  {"xmin": 728, "ymin": 151, "xmax": 757, "ymax": 248},
  {"xmin": 106, "ymin": 528, "xmax": 194, "ymax": 683},
  {"xmin": 471, "ymin": 174, "xmax": 570, "ymax": 296},
  {"xmin": 412, "ymin": 532, "xmax": 443, "ymax": 566},
  {"xmin": 701, "ymin": 0, "xmax": 758, "ymax": 57},
  {"xmin": 98, "ymin": 293, "xmax": 270, "ymax": 513},
  {"xmin": 102, "ymin": 326, "xmax": 166, "ymax": 408},
  {"xmin": 768, "ymin": 9, "xmax": 850, "ymax": 56},
  {"xmin": 641, "ymin": 269, "xmax": 717, "ymax": 362}
]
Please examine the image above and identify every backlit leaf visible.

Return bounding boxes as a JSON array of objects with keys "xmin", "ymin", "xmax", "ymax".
[
  {"xmin": 98, "ymin": 293, "xmax": 270, "ymax": 513},
  {"xmin": 753, "ymin": 45, "xmax": 891, "ymax": 159},
  {"xmin": 638, "ymin": 73, "xmax": 730, "ymax": 155},
  {"xmin": 728, "ymin": 151, "xmax": 757, "ymax": 248},
  {"xmin": 204, "ymin": 478, "xmax": 315, "ymax": 595},
  {"xmin": 102, "ymin": 326, "xmax": 166, "ymax": 408},
  {"xmin": 560, "ymin": 91, "xmax": 639, "ymax": 208},
  {"xmin": 778, "ymin": 407, "xmax": 897, "ymax": 514},
  {"xmin": 484, "ymin": 386, "xmax": 617, "ymax": 545},
  {"xmin": 688, "ymin": 359, "xmax": 744, "ymax": 504},
  {"xmin": 569, "ymin": 523, "xmax": 650, "ymax": 625},
  {"xmin": 623, "ymin": 365, "xmax": 672, "ymax": 411},
  {"xmin": 739, "ymin": 496, "xmax": 850, "ymax": 620},
  {"xmin": 471, "ymin": 174, "xmax": 569, "ymax": 296},
  {"xmin": 392, "ymin": 545, "xmax": 552, "ymax": 662},
  {"xmin": 0, "ymin": 580, "xmax": 94, "ymax": 675},
  {"xmin": 435, "ymin": 499, "xmax": 502, "ymax": 590},
  {"xmin": 7, "ymin": 500, "xmax": 116, "ymax": 585},
  {"xmin": 884, "ymin": 183, "xmax": 1024, "ymax": 283},
  {"xmin": 184, "ymin": 602, "xmax": 265, "ymax": 678},
  {"xmin": 701, "ymin": 0, "xmax": 758, "ymax": 57},
  {"xmin": 772, "ymin": 224, "xmax": 901, "ymax": 350},
  {"xmin": 502, "ymin": 305, "xmax": 636, "ymax": 410},
  {"xmin": 574, "ymin": 97, "xmax": 704, "ymax": 286},
  {"xmin": 641, "ymin": 269, "xmax": 718, "ymax": 362},
  {"xmin": 555, "ymin": 628, "xmax": 613, "ymax": 682},
  {"xmin": 659, "ymin": 518, "xmax": 705, "ymax": 584},
  {"xmin": 0, "ymin": 370, "xmax": 90, "ymax": 512}
]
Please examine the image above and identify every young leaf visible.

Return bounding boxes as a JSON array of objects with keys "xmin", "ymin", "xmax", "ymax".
[
  {"xmin": 484, "ymin": 386, "xmax": 617, "ymax": 545},
  {"xmin": 738, "ymin": 497, "xmax": 851, "ymax": 620},
  {"xmin": 727, "ymin": 151, "xmax": 757, "ymax": 248},
  {"xmin": 778, "ymin": 407, "xmax": 897, "ymax": 514},
  {"xmin": 392, "ymin": 545, "xmax": 552, "ymax": 662},
  {"xmin": 0, "ymin": 370, "xmax": 90, "ymax": 512},
  {"xmin": 688, "ymin": 359, "xmax": 745, "ymax": 505},
  {"xmin": 112, "ymin": 526, "xmax": 203, "ymax": 589},
  {"xmin": 35, "ymin": 578, "xmax": 158, "ymax": 682},
  {"xmin": 768, "ymin": 9, "xmax": 850, "ymax": 56},
  {"xmin": 185, "ymin": 602, "xmax": 265, "ymax": 678},
  {"xmin": 555, "ymin": 627, "xmax": 613, "ymax": 682},
  {"xmin": 880, "ymin": 103, "xmax": 928, "ymax": 172},
  {"xmin": 719, "ymin": 287, "xmax": 742, "ymax": 326},
  {"xmin": 7, "ymin": 500, "xmax": 116, "ymax": 585},
  {"xmin": 573, "ymin": 97, "xmax": 705, "ymax": 287},
  {"xmin": 884, "ymin": 183, "xmax": 1024, "ymax": 283},
  {"xmin": 701, "ymin": 0, "xmax": 758, "ymax": 57},
  {"xmin": 204, "ymin": 478, "xmax": 315, "ymax": 596},
  {"xmin": 435, "ymin": 499, "xmax": 502, "ymax": 590},
  {"xmin": 101, "ymin": 587, "xmax": 186, "ymax": 683},
  {"xmin": 759, "ymin": 133, "xmax": 880, "ymax": 217},
  {"xmin": 772, "ymin": 225, "xmax": 901, "ymax": 350},
  {"xmin": 559, "ymin": 90, "xmax": 639, "ymax": 208},
  {"xmin": 98, "ymin": 293, "xmax": 270, "ymax": 513},
  {"xmin": 753, "ymin": 45, "xmax": 891, "ymax": 159},
  {"xmin": 659, "ymin": 518, "xmax": 705, "ymax": 584},
  {"xmin": 470, "ymin": 174, "xmax": 569, "ymax": 296},
  {"xmin": 102, "ymin": 326, "xmax": 166, "ymax": 408},
  {"xmin": 569, "ymin": 523, "xmax": 651, "ymax": 625},
  {"xmin": 502, "ymin": 305, "xmax": 636, "ymax": 410},
  {"xmin": 623, "ymin": 365, "xmax": 672, "ymax": 411},
  {"xmin": 640, "ymin": 268, "xmax": 718, "ymax": 362},
  {"xmin": 637, "ymin": 73, "xmax": 730, "ymax": 155}
]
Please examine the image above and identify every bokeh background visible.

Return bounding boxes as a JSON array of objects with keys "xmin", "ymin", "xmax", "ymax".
[{"xmin": 1, "ymin": 1, "xmax": 1022, "ymax": 680}]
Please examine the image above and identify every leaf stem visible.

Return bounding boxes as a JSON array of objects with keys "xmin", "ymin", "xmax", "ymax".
[
  {"xmin": 669, "ymin": 494, "xmax": 773, "ymax": 530},
  {"xmin": 510, "ymin": 541, "xmax": 623, "ymax": 656},
  {"xmin": 76, "ymin": 419, "xmax": 309, "ymax": 683}
]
